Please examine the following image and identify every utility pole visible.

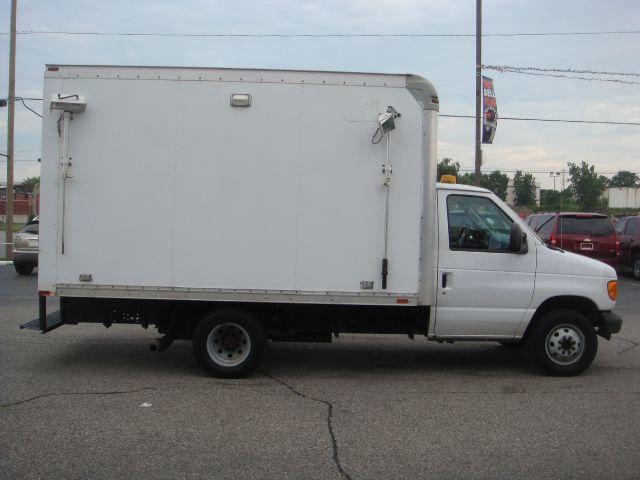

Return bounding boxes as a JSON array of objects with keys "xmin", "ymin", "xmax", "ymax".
[
  {"xmin": 474, "ymin": 0, "xmax": 482, "ymax": 186},
  {"xmin": 5, "ymin": 0, "xmax": 17, "ymax": 259}
]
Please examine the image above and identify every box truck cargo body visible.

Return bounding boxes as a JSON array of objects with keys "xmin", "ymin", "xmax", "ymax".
[{"xmin": 24, "ymin": 65, "xmax": 622, "ymax": 377}]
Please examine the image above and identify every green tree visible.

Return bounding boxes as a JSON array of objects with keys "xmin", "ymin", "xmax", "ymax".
[
  {"xmin": 15, "ymin": 176, "xmax": 40, "ymax": 194},
  {"xmin": 567, "ymin": 162, "xmax": 609, "ymax": 210},
  {"xmin": 540, "ymin": 189, "xmax": 561, "ymax": 210},
  {"xmin": 437, "ymin": 158, "xmax": 459, "ymax": 180},
  {"xmin": 482, "ymin": 171, "xmax": 509, "ymax": 200},
  {"xmin": 455, "ymin": 171, "xmax": 508, "ymax": 200},
  {"xmin": 513, "ymin": 170, "xmax": 537, "ymax": 206},
  {"xmin": 458, "ymin": 172, "xmax": 475, "ymax": 185},
  {"xmin": 609, "ymin": 170, "xmax": 639, "ymax": 188}
]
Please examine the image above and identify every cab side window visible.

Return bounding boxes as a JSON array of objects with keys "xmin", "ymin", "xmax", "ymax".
[
  {"xmin": 626, "ymin": 218, "xmax": 638, "ymax": 235},
  {"xmin": 447, "ymin": 195, "xmax": 513, "ymax": 252},
  {"xmin": 615, "ymin": 219, "xmax": 627, "ymax": 235}
]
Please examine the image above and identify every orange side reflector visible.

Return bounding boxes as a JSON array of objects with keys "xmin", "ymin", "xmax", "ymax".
[
  {"xmin": 607, "ymin": 281, "xmax": 617, "ymax": 301},
  {"xmin": 38, "ymin": 290, "xmax": 54, "ymax": 297},
  {"xmin": 396, "ymin": 298, "xmax": 410, "ymax": 304}
]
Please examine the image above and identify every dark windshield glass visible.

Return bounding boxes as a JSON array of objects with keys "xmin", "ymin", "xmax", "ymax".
[{"xmin": 559, "ymin": 217, "xmax": 613, "ymax": 236}]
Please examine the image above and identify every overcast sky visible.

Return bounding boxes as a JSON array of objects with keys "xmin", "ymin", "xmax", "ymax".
[{"xmin": 1, "ymin": 0, "xmax": 639, "ymax": 188}]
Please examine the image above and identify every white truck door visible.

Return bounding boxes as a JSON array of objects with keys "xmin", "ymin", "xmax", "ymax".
[{"xmin": 434, "ymin": 190, "xmax": 536, "ymax": 337}]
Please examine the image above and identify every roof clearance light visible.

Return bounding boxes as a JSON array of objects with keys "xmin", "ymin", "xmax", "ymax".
[
  {"xmin": 440, "ymin": 175, "xmax": 457, "ymax": 184},
  {"xmin": 230, "ymin": 94, "xmax": 251, "ymax": 107}
]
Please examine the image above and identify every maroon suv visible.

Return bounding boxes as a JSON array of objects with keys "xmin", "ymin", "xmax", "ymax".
[
  {"xmin": 614, "ymin": 215, "xmax": 640, "ymax": 280},
  {"xmin": 525, "ymin": 212, "xmax": 619, "ymax": 267}
]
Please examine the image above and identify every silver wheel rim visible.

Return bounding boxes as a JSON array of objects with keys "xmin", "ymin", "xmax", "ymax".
[
  {"xmin": 206, "ymin": 323, "xmax": 251, "ymax": 367},
  {"xmin": 545, "ymin": 324, "xmax": 585, "ymax": 366}
]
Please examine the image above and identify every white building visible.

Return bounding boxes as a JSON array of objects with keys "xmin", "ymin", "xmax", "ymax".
[{"xmin": 605, "ymin": 187, "xmax": 640, "ymax": 209}]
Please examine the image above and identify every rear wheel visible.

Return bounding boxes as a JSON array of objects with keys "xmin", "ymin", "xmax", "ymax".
[
  {"xmin": 633, "ymin": 256, "xmax": 640, "ymax": 281},
  {"xmin": 529, "ymin": 309, "xmax": 597, "ymax": 376},
  {"xmin": 193, "ymin": 310, "xmax": 266, "ymax": 378}
]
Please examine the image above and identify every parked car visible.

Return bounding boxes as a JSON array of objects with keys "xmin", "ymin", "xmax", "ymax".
[
  {"xmin": 525, "ymin": 212, "xmax": 619, "ymax": 267},
  {"xmin": 614, "ymin": 215, "xmax": 640, "ymax": 280},
  {"xmin": 13, "ymin": 220, "xmax": 39, "ymax": 275}
]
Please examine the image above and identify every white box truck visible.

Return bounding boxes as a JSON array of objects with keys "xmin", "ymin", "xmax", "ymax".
[{"xmin": 23, "ymin": 65, "xmax": 622, "ymax": 377}]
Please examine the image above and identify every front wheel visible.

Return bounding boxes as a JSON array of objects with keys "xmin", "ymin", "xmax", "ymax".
[
  {"xmin": 529, "ymin": 309, "xmax": 597, "ymax": 376},
  {"xmin": 193, "ymin": 309, "xmax": 266, "ymax": 378}
]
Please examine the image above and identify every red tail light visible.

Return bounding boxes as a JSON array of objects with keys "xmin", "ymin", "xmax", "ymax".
[
  {"xmin": 616, "ymin": 238, "xmax": 620, "ymax": 256},
  {"xmin": 550, "ymin": 233, "xmax": 557, "ymax": 246}
]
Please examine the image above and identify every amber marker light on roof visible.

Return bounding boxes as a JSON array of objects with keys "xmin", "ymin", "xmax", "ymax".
[{"xmin": 440, "ymin": 175, "xmax": 456, "ymax": 184}]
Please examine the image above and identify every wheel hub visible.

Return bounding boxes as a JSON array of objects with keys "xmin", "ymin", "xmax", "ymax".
[
  {"xmin": 545, "ymin": 325, "xmax": 585, "ymax": 365},
  {"xmin": 206, "ymin": 323, "xmax": 251, "ymax": 367}
]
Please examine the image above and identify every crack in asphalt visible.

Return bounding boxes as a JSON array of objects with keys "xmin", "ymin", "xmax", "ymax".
[
  {"xmin": 1, "ymin": 387, "xmax": 155, "ymax": 408},
  {"xmin": 615, "ymin": 338, "xmax": 639, "ymax": 355},
  {"xmin": 261, "ymin": 370, "xmax": 351, "ymax": 480}
]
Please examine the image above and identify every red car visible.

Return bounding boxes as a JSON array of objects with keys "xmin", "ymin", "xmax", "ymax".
[
  {"xmin": 525, "ymin": 212, "xmax": 619, "ymax": 267},
  {"xmin": 614, "ymin": 215, "xmax": 640, "ymax": 280}
]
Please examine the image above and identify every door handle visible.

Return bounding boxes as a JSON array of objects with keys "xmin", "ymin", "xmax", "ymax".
[{"xmin": 441, "ymin": 272, "xmax": 452, "ymax": 291}]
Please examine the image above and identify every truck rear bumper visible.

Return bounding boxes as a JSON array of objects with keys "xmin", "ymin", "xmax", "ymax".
[{"xmin": 598, "ymin": 310, "xmax": 622, "ymax": 340}]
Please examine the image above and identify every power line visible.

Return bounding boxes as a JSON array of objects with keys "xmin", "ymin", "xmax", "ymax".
[
  {"xmin": 17, "ymin": 98, "xmax": 42, "ymax": 118},
  {"xmin": 484, "ymin": 65, "xmax": 640, "ymax": 77},
  {"xmin": 2, "ymin": 30, "xmax": 640, "ymax": 38},
  {"xmin": 483, "ymin": 65, "xmax": 639, "ymax": 85},
  {"xmin": 440, "ymin": 114, "xmax": 640, "ymax": 126},
  {"xmin": 457, "ymin": 168, "xmax": 640, "ymax": 175}
]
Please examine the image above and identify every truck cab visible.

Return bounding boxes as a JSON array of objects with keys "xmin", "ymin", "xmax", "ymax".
[{"xmin": 433, "ymin": 183, "xmax": 621, "ymax": 375}]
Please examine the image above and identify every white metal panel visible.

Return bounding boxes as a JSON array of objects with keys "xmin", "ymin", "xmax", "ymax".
[
  {"xmin": 418, "ymin": 111, "xmax": 439, "ymax": 306},
  {"xmin": 39, "ymin": 66, "xmax": 425, "ymax": 299},
  {"xmin": 172, "ymin": 81, "xmax": 300, "ymax": 289},
  {"xmin": 38, "ymin": 77, "xmax": 63, "ymax": 293},
  {"xmin": 49, "ymin": 79, "xmax": 178, "ymax": 287}
]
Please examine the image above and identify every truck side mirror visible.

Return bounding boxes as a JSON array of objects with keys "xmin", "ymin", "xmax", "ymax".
[{"xmin": 510, "ymin": 223, "xmax": 527, "ymax": 253}]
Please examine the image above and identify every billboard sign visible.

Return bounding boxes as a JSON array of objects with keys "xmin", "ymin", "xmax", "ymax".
[{"xmin": 482, "ymin": 76, "xmax": 497, "ymax": 144}]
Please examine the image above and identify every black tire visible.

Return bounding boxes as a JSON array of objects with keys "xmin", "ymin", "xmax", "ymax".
[
  {"xmin": 529, "ymin": 309, "xmax": 597, "ymax": 376},
  {"xmin": 14, "ymin": 263, "xmax": 34, "ymax": 275},
  {"xmin": 192, "ymin": 309, "xmax": 266, "ymax": 378},
  {"xmin": 633, "ymin": 255, "xmax": 640, "ymax": 281}
]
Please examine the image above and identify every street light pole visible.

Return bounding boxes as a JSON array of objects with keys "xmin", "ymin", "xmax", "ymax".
[
  {"xmin": 474, "ymin": 0, "xmax": 482, "ymax": 186},
  {"xmin": 550, "ymin": 171, "xmax": 560, "ymax": 211},
  {"xmin": 5, "ymin": 0, "xmax": 17, "ymax": 259}
]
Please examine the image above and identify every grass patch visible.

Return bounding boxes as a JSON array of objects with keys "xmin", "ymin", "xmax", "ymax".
[{"xmin": 0, "ymin": 223, "xmax": 26, "ymax": 232}]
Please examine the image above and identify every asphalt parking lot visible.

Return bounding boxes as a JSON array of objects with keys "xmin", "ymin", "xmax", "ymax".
[{"xmin": 1, "ymin": 265, "xmax": 639, "ymax": 480}]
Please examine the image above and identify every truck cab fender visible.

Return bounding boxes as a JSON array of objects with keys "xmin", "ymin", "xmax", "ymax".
[{"xmin": 519, "ymin": 295, "xmax": 613, "ymax": 342}]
